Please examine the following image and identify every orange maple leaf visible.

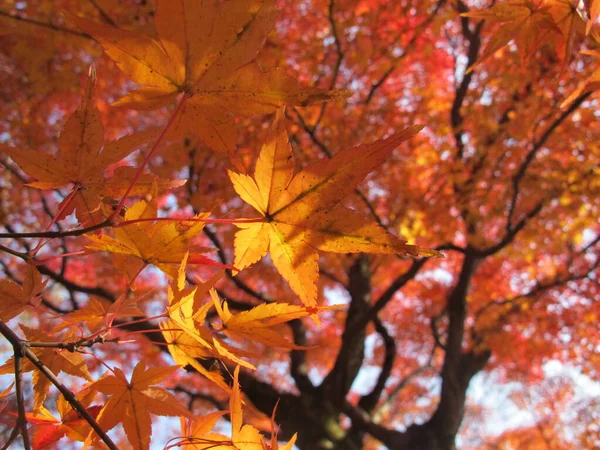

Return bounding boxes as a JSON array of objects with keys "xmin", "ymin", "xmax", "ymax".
[
  {"xmin": 55, "ymin": 296, "xmax": 143, "ymax": 334},
  {"xmin": 561, "ymin": 49, "xmax": 600, "ymax": 107},
  {"xmin": 0, "ymin": 70, "xmax": 180, "ymax": 226},
  {"xmin": 86, "ymin": 200, "xmax": 227, "ymax": 278},
  {"xmin": 547, "ymin": 0, "xmax": 587, "ymax": 64},
  {"xmin": 585, "ymin": 0, "xmax": 600, "ymax": 33},
  {"xmin": 463, "ymin": 0, "xmax": 561, "ymax": 70},
  {"xmin": 25, "ymin": 395, "xmax": 101, "ymax": 450},
  {"xmin": 70, "ymin": 0, "xmax": 348, "ymax": 152},
  {"xmin": 0, "ymin": 265, "xmax": 45, "ymax": 322},
  {"xmin": 228, "ymin": 109, "xmax": 439, "ymax": 307},
  {"xmin": 0, "ymin": 383, "xmax": 15, "ymax": 416},
  {"xmin": 177, "ymin": 411, "xmax": 230, "ymax": 449},
  {"xmin": 83, "ymin": 360, "xmax": 190, "ymax": 450},
  {"xmin": 0, "ymin": 326, "xmax": 92, "ymax": 410}
]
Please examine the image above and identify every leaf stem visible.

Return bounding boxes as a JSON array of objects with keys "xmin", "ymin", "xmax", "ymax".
[
  {"xmin": 31, "ymin": 185, "xmax": 81, "ymax": 256},
  {"xmin": 104, "ymin": 263, "xmax": 147, "ymax": 329},
  {"xmin": 31, "ymin": 250, "xmax": 88, "ymax": 265},
  {"xmin": 108, "ymin": 313, "xmax": 169, "ymax": 330},
  {"xmin": 110, "ymin": 94, "xmax": 189, "ymax": 221},
  {"xmin": 113, "ymin": 216, "xmax": 266, "ymax": 227}
]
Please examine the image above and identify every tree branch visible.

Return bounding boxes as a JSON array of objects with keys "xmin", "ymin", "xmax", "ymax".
[
  {"xmin": 289, "ymin": 319, "xmax": 314, "ymax": 393},
  {"xmin": 353, "ymin": 259, "xmax": 426, "ymax": 333},
  {"xmin": 290, "ymin": 108, "xmax": 387, "ymax": 228},
  {"xmin": 428, "ymin": 251, "xmax": 486, "ymax": 446},
  {"xmin": 172, "ymin": 386, "xmax": 224, "ymax": 411},
  {"xmin": 451, "ymin": 1, "xmax": 483, "ymax": 160},
  {"xmin": 506, "ymin": 92, "xmax": 591, "ymax": 230},
  {"xmin": 358, "ymin": 316, "xmax": 396, "ymax": 412},
  {"xmin": 363, "ymin": 0, "xmax": 447, "ymax": 104},
  {"xmin": 321, "ymin": 255, "xmax": 371, "ymax": 404},
  {"xmin": 13, "ymin": 350, "xmax": 31, "ymax": 450},
  {"xmin": 309, "ymin": 0, "xmax": 346, "ymax": 130}
]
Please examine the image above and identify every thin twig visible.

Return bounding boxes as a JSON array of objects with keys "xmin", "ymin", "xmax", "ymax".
[
  {"xmin": 87, "ymin": 0, "xmax": 117, "ymax": 26},
  {"xmin": 14, "ymin": 351, "xmax": 31, "ymax": 450},
  {"xmin": 506, "ymin": 91, "xmax": 591, "ymax": 229},
  {"xmin": 0, "ymin": 322, "xmax": 119, "ymax": 450},
  {"xmin": 0, "ymin": 244, "xmax": 28, "ymax": 259},
  {"xmin": 0, "ymin": 219, "xmax": 110, "ymax": 239},
  {"xmin": 0, "ymin": 10, "xmax": 91, "ymax": 38}
]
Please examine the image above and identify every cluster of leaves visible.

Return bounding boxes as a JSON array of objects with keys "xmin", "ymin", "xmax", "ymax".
[{"xmin": 0, "ymin": 0, "xmax": 599, "ymax": 449}]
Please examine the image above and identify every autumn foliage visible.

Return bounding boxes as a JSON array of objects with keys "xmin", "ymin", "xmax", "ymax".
[{"xmin": 0, "ymin": 0, "xmax": 599, "ymax": 449}]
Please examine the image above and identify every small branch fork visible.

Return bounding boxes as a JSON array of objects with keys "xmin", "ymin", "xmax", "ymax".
[{"xmin": 0, "ymin": 321, "xmax": 118, "ymax": 450}]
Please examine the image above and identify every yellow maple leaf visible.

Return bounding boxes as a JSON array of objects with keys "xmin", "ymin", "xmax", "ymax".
[
  {"xmin": 164, "ymin": 255, "xmax": 257, "ymax": 371},
  {"xmin": 211, "ymin": 290, "xmax": 340, "ymax": 349},
  {"xmin": 228, "ymin": 109, "xmax": 439, "ymax": 307},
  {"xmin": 160, "ymin": 321, "xmax": 232, "ymax": 392},
  {"xmin": 0, "ymin": 70, "xmax": 179, "ymax": 226},
  {"xmin": 86, "ymin": 200, "xmax": 225, "ymax": 278},
  {"xmin": 0, "ymin": 265, "xmax": 45, "ymax": 322},
  {"xmin": 69, "ymin": 0, "xmax": 348, "ymax": 152},
  {"xmin": 83, "ymin": 360, "xmax": 190, "ymax": 450}
]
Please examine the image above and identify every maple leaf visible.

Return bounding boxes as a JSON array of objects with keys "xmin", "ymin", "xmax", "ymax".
[
  {"xmin": 177, "ymin": 411, "xmax": 230, "ymax": 449},
  {"xmin": 83, "ymin": 360, "xmax": 190, "ymax": 450},
  {"xmin": 176, "ymin": 366, "xmax": 271, "ymax": 449},
  {"xmin": 163, "ymin": 255, "xmax": 257, "ymax": 371},
  {"xmin": 86, "ymin": 200, "xmax": 227, "ymax": 278},
  {"xmin": 0, "ymin": 326, "xmax": 92, "ymax": 410},
  {"xmin": 176, "ymin": 375, "xmax": 297, "ymax": 449},
  {"xmin": 0, "ymin": 265, "xmax": 45, "ymax": 322},
  {"xmin": 26, "ymin": 395, "xmax": 102, "ymax": 450},
  {"xmin": 0, "ymin": 70, "xmax": 180, "ymax": 226},
  {"xmin": 228, "ymin": 366, "xmax": 263, "ymax": 450},
  {"xmin": 547, "ymin": 0, "xmax": 587, "ymax": 63},
  {"xmin": 228, "ymin": 109, "xmax": 439, "ymax": 307},
  {"xmin": 167, "ymin": 252, "xmax": 224, "ymax": 324},
  {"xmin": 211, "ymin": 290, "xmax": 340, "ymax": 349},
  {"xmin": 561, "ymin": 49, "xmax": 600, "ymax": 107},
  {"xmin": 585, "ymin": 0, "xmax": 600, "ymax": 33},
  {"xmin": 160, "ymin": 321, "xmax": 233, "ymax": 392},
  {"xmin": 266, "ymin": 400, "xmax": 297, "ymax": 450},
  {"xmin": 0, "ymin": 383, "xmax": 14, "ymax": 416},
  {"xmin": 462, "ymin": 1, "xmax": 562, "ymax": 70},
  {"xmin": 55, "ymin": 296, "xmax": 144, "ymax": 333},
  {"xmin": 70, "ymin": 0, "xmax": 348, "ymax": 152}
]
